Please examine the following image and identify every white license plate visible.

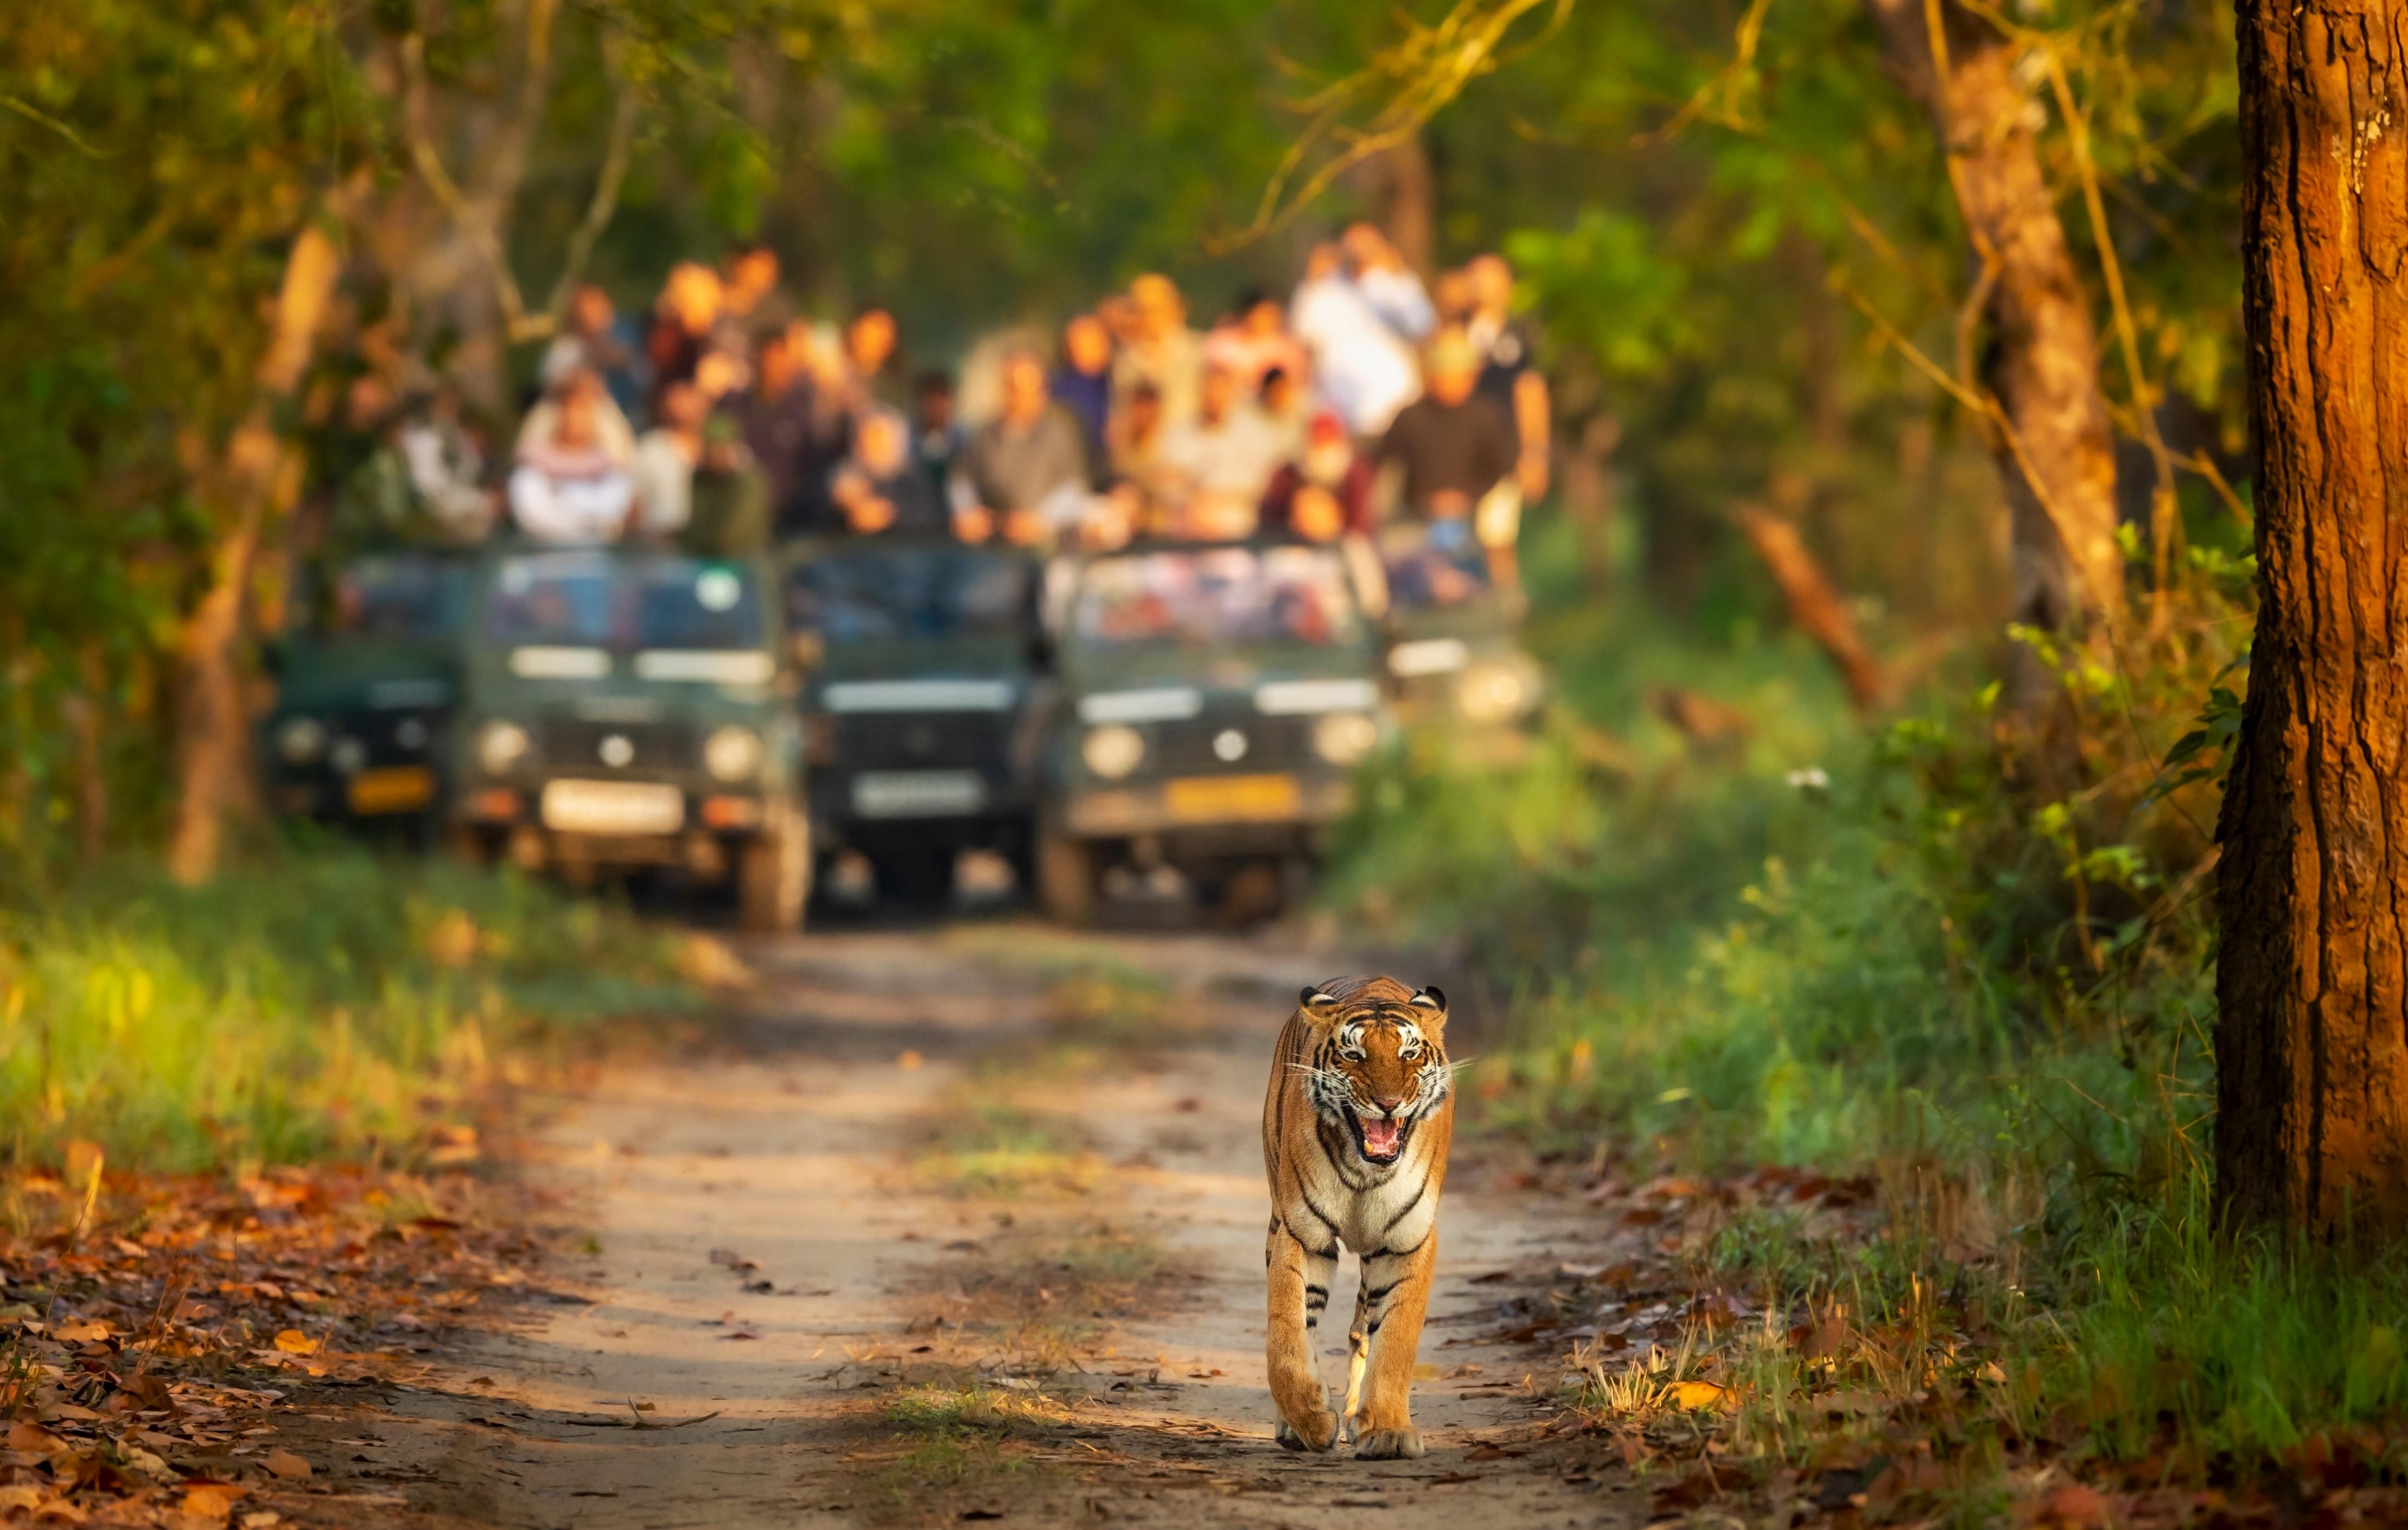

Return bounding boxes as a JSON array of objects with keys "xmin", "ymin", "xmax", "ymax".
[
  {"xmin": 852, "ymin": 770, "xmax": 986, "ymax": 819},
  {"xmin": 540, "ymin": 780, "xmax": 685, "ymax": 835}
]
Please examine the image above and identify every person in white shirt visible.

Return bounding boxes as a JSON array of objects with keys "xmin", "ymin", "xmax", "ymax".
[
  {"xmin": 509, "ymin": 370, "xmax": 636, "ymax": 544},
  {"xmin": 1342, "ymin": 221, "xmax": 1436, "ymax": 342},
  {"xmin": 1291, "ymin": 240, "xmax": 1423, "ymax": 438},
  {"xmin": 629, "ymin": 379, "xmax": 710, "ymax": 539}
]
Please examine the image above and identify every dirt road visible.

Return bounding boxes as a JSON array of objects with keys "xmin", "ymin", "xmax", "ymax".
[{"xmin": 338, "ymin": 920, "xmax": 1640, "ymax": 1527}]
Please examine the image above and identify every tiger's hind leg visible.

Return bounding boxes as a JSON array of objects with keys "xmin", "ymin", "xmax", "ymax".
[
  {"xmin": 1264, "ymin": 1217, "xmax": 1339, "ymax": 1451},
  {"xmin": 1350, "ymin": 1229, "xmax": 1438, "ymax": 1459}
]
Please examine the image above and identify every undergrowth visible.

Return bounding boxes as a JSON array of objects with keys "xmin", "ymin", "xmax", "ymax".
[
  {"xmin": 0, "ymin": 847, "xmax": 691, "ymax": 1172},
  {"xmin": 1321, "ymin": 528, "xmax": 2403, "ymax": 1485}
]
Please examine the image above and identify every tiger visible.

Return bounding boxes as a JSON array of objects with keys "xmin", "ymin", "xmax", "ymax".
[{"xmin": 1261, "ymin": 974, "xmax": 1454, "ymax": 1459}]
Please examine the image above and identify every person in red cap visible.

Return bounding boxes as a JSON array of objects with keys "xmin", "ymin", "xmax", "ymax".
[{"xmin": 1259, "ymin": 410, "xmax": 1374, "ymax": 542}]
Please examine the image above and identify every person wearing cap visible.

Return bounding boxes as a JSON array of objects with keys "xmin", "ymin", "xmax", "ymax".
[{"xmin": 1260, "ymin": 410, "xmax": 1374, "ymax": 541}]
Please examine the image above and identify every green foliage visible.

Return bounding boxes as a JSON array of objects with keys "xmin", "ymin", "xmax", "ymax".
[
  {"xmin": 0, "ymin": 850, "xmax": 690, "ymax": 1171},
  {"xmin": 1313, "ymin": 522, "xmax": 2398, "ymax": 1470}
]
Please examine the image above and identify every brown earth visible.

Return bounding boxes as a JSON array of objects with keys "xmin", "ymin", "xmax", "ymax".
[{"xmin": 290, "ymin": 920, "xmax": 1645, "ymax": 1528}]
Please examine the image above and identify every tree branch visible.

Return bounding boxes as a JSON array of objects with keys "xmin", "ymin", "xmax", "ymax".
[{"xmin": 538, "ymin": 46, "xmax": 640, "ymax": 327}]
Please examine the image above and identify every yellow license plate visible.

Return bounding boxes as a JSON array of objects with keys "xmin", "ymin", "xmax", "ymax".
[
  {"xmin": 348, "ymin": 766, "xmax": 434, "ymax": 816},
  {"xmin": 1164, "ymin": 773, "xmax": 1302, "ymax": 823}
]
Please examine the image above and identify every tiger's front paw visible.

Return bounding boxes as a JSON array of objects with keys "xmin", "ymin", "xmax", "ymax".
[
  {"xmin": 1354, "ymin": 1426, "xmax": 1424, "ymax": 1460},
  {"xmin": 1274, "ymin": 1410, "xmax": 1339, "ymax": 1452}
]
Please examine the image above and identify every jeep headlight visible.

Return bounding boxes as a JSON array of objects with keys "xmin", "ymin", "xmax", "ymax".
[
  {"xmin": 1313, "ymin": 712, "xmax": 1380, "ymax": 766},
  {"xmin": 1456, "ymin": 662, "xmax": 1529, "ymax": 724},
  {"xmin": 276, "ymin": 717, "xmax": 327, "ymax": 764},
  {"xmin": 704, "ymin": 724, "xmax": 763, "ymax": 782},
  {"xmin": 1081, "ymin": 724, "xmax": 1145, "ymax": 780},
  {"xmin": 476, "ymin": 719, "xmax": 531, "ymax": 774}
]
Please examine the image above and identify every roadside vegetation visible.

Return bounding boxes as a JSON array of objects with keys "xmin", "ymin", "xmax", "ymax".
[
  {"xmin": 0, "ymin": 847, "xmax": 692, "ymax": 1174},
  {"xmin": 1322, "ymin": 522, "xmax": 2386, "ymax": 1518}
]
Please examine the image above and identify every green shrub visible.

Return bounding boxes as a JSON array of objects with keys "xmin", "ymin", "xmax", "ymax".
[{"xmin": 0, "ymin": 849, "xmax": 689, "ymax": 1171}]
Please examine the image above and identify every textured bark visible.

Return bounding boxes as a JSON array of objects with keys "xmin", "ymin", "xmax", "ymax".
[
  {"xmin": 2219, "ymin": 0, "xmax": 2408, "ymax": 1239},
  {"xmin": 166, "ymin": 220, "xmax": 342, "ymax": 885},
  {"xmin": 1737, "ymin": 506, "xmax": 1884, "ymax": 712},
  {"xmin": 1863, "ymin": 0, "xmax": 2125, "ymax": 634}
]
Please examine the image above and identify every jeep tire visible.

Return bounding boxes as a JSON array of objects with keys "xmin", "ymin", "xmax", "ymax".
[
  {"xmin": 738, "ymin": 801, "xmax": 812, "ymax": 933},
  {"xmin": 1034, "ymin": 820, "xmax": 1100, "ymax": 927}
]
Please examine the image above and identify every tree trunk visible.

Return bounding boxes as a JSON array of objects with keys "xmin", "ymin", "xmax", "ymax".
[
  {"xmin": 1560, "ymin": 411, "xmax": 1621, "ymax": 591},
  {"xmin": 165, "ymin": 220, "xmax": 343, "ymax": 885},
  {"xmin": 1862, "ymin": 0, "xmax": 2125, "ymax": 637},
  {"xmin": 1736, "ymin": 505, "xmax": 1884, "ymax": 712},
  {"xmin": 2217, "ymin": 0, "xmax": 2408, "ymax": 1240}
]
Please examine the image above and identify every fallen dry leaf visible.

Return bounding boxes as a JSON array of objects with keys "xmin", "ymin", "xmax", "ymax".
[
  {"xmin": 8, "ymin": 1420, "xmax": 65, "ymax": 1453},
  {"xmin": 261, "ymin": 1449, "xmax": 311, "ymax": 1480},
  {"xmin": 1667, "ymin": 1380, "xmax": 1734, "ymax": 1412},
  {"xmin": 180, "ymin": 1483, "xmax": 246, "ymax": 1520},
  {"xmin": 270, "ymin": 1329, "xmax": 319, "ymax": 1355}
]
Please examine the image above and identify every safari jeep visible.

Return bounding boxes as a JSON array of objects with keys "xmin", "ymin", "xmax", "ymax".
[
  {"xmin": 262, "ymin": 550, "xmax": 475, "ymax": 836},
  {"xmin": 1375, "ymin": 521, "xmax": 1544, "ymax": 737},
  {"xmin": 448, "ymin": 547, "xmax": 810, "ymax": 930},
  {"xmin": 781, "ymin": 538, "xmax": 1044, "ymax": 907},
  {"xmin": 1034, "ymin": 539, "xmax": 1388, "ymax": 925}
]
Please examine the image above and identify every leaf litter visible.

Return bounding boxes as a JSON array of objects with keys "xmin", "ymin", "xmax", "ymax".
[{"xmin": 1, "ymin": 1159, "xmax": 547, "ymax": 1526}]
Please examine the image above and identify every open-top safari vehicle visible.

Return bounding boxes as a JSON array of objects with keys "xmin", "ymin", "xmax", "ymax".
[
  {"xmin": 447, "ymin": 546, "xmax": 811, "ymax": 930},
  {"xmin": 1033, "ymin": 537, "xmax": 1389, "ymax": 925},
  {"xmin": 261, "ymin": 550, "xmax": 476, "ymax": 838},
  {"xmin": 781, "ymin": 537, "xmax": 1047, "ymax": 907}
]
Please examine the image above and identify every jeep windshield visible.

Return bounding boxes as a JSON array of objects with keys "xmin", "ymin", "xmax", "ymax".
[
  {"xmin": 307, "ymin": 553, "xmax": 473, "ymax": 642},
  {"xmin": 485, "ymin": 552, "xmax": 765, "ymax": 651},
  {"xmin": 1068, "ymin": 545, "xmax": 1363, "ymax": 655},
  {"xmin": 784, "ymin": 545, "xmax": 1033, "ymax": 649}
]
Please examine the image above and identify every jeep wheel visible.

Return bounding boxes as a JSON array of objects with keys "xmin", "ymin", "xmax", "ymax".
[
  {"xmin": 1034, "ymin": 824, "xmax": 1100, "ymax": 927},
  {"xmin": 872, "ymin": 851, "xmax": 955, "ymax": 908},
  {"xmin": 739, "ymin": 803, "xmax": 812, "ymax": 933}
]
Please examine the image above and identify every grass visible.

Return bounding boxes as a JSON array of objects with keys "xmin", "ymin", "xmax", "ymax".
[
  {"xmin": 0, "ymin": 846, "xmax": 692, "ymax": 1172},
  {"xmin": 872, "ymin": 1378, "xmax": 1068, "ymax": 1513},
  {"xmin": 1320, "ymin": 528, "xmax": 2400, "ymax": 1499},
  {"xmin": 913, "ymin": 1104, "xmax": 1099, "ymax": 1197}
]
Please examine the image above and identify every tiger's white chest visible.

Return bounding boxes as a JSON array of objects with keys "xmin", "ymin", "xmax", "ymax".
[{"xmin": 1292, "ymin": 1132, "xmax": 1441, "ymax": 1255}]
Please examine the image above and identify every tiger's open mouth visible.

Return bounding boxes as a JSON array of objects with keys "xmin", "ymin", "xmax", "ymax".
[{"xmin": 1355, "ymin": 1114, "xmax": 1406, "ymax": 1163}]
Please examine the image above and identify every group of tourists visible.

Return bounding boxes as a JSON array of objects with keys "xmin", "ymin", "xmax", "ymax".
[{"xmin": 325, "ymin": 225, "xmax": 1549, "ymax": 576}]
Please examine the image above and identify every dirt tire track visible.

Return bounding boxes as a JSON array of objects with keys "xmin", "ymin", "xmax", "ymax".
[{"xmin": 326, "ymin": 922, "xmax": 1638, "ymax": 1528}]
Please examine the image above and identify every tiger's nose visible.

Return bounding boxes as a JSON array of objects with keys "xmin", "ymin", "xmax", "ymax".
[{"xmin": 1373, "ymin": 1094, "xmax": 1405, "ymax": 1115}]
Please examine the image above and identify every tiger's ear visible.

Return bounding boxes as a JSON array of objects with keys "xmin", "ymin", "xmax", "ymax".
[
  {"xmin": 1410, "ymin": 985, "xmax": 1447, "ymax": 1021},
  {"xmin": 1298, "ymin": 985, "xmax": 1342, "ymax": 1024}
]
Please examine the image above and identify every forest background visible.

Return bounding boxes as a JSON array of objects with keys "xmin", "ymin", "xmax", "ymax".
[{"xmin": 6, "ymin": 0, "xmax": 2366, "ymax": 1516}]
